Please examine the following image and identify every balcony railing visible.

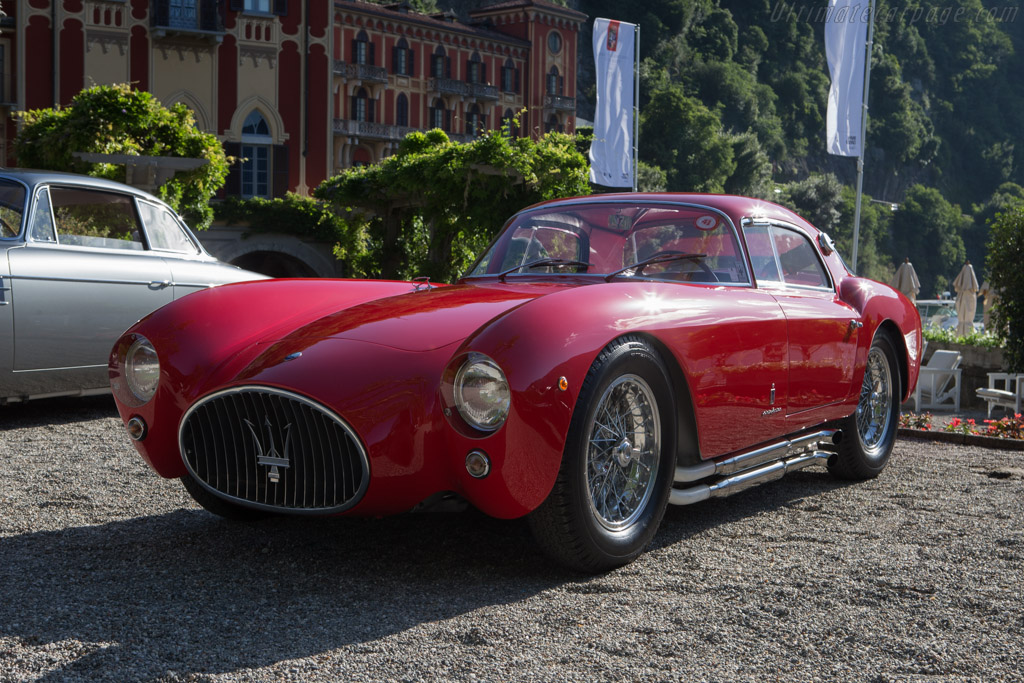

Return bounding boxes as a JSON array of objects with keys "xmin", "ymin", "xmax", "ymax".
[
  {"xmin": 429, "ymin": 78, "xmax": 469, "ymax": 96},
  {"xmin": 333, "ymin": 61, "xmax": 389, "ymax": 84},
  {"xmin": 333, "ymin": 119, "xmax": 416, "ymax": 141},
  {"xmin": 468, "ymin": 83, "xmax": 499, "ymax": 101},
  {"xmin": 544, "ymin": 94, "xmax": 576, "ymax": 112}
]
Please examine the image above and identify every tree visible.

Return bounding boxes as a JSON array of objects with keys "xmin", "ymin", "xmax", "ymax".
[
  {"xmin": 14, "ymin": 84, "xmax": 230, "ymax": 229},
  {"xmin": 987, "ymin": 206, "xmax": 1024, "ymax": 371},
  {"xmin": 314, "ymin": 126, "xmax": 590, "ymax": 282},
  {"xmin": 639, "ymin": 86, "xmax": 734, "ymax": 192},
  {"xmin": 890, "ymin": 185, "xmax": 969, "ymax": 298}
]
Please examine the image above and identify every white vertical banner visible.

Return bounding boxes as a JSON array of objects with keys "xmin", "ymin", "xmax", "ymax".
[
  {"xmin": 590, "ymin": 18, "xmax": 636, "ymax": 187},
  {"xmin": 824, "ymin": 0, "xmax": 870, "ymax": 157}
]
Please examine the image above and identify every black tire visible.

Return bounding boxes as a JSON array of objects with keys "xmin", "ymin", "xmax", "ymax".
[
  {"xmin": 180, "ymin": 473, "xmax": 272, "ymax": 521},
  {"xmin": 829, "ymin": 330, "xmax": 901, "ymax": 480},
  {"xmin": 528, "ymin": 336, "xmax": 676, "ymax": 572}
]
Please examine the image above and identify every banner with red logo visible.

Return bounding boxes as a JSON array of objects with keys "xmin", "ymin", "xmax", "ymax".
[{"xmin": 590, "ymin": 18, "xmax": 637, "ymax": 187}]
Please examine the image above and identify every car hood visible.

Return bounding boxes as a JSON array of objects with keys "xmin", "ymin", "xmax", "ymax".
[{"xmin": 269, "ymin": 280, "xmax": 580, "ymax": 353}]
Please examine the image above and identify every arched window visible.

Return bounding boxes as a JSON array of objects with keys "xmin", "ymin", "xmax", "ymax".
[
  {"xmin": 396, "ymin": 93, "xmax": 409, "ymax": 127},
  {"xmin": 352, "ymin": 29, "xmax": 373, "ymax": 65},
  {"xmin": 502, "ymin": 108, "xmax": 517, "ymax": 137},
  {"xmin": 466, "ymin": 104, "xmax": 483, "ymax": 136},
  {"xmin": 430, "ymin": 98, "xmax": 448, "ymax": 131},
  {"xmin": 351, "ymin": 87, "xmax": 372, "ymax": 123},
  {"xmin": 466, "ymin": 52, "xmax": 483, "ymax": 84},
  {"xmin": 546, "ymin": 66, "xmax": 562, "ymax": 96},
  {"xmin": 431, "ymin": 46, "xmax": 449, "ymax": 78},
  {"xmin": 241, "ymin": 110, "xmax": 272, "ymax": 198},
  {"xmin": 392, "ymin": 37, "xmax": 413, "ymax": 76},
  {"xmin": 545, "ymin": 114, "xmax": 560, "ymax": 134},
  {"xmin": 501, "ymin": 58, "xmax": 519, "ymax": 93}
]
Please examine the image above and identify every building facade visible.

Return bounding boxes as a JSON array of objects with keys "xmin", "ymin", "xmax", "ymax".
[{"xmin": 0, "ymin": 0, "xmax": 584, "ymax": 275}]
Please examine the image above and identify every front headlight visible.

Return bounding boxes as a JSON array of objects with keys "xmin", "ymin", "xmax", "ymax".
[
  {"xmin": 454, "ymin": 353, "xmax": 510, "ymax": 431},
  {"xmin": 125, "ymin": 336, "xmax": 160, "ymax": 403}
]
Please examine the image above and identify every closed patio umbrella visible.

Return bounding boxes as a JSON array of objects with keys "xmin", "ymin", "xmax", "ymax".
[
  {"xmin": 892, "ymin": 257, "xmax": 921, "ymax": 303},
  {"xmin": 953, "ymin": 261, "xmax": 979, "ymax": 336}
]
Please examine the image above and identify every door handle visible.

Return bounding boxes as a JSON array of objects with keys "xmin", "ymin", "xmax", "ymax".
[
  {"xmin": 848, "ymin": 320, "xmax": 864, "ymax": 330},
  {"xmin": 149, "ymin": 280, "xmax": 171, "ymax": 289}
]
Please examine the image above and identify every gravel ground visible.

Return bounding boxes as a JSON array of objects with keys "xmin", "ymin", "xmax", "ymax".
[{"xmin": 2, "ymin": 396, "xmax": 1023, "ymax": 682}]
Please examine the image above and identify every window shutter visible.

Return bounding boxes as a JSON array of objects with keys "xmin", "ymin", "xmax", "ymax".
[
  {"xmin": 445, "ymin": 57, "xmax": 452, "ymax": 78},
  {"xmin": 350, "ymin": 95, "xmax": 357, "ymax": 120},
  {"xmin": 224, "ymin": 142, "xmax": 242, "ymax": 197},
  {"xmin": 559, "ymin": 76, "xmax": 564, "ymax": 95},
  {"xmin": 229, "ymin": 0, "xmax": 244, "ymax": 11},
  {"xmin": 444, "ymin": 109, "xmax": 451, "ymax": 132},
  {"xmin": 408, "ymin": 49, "xmax": 415, "ymax": 77},
  {"xmin": 272, "ymin": 0, "xmax": 288, "ymax": 16},
  {"xmin": 369, "ymin": 98, "xmax": 375, "ymax": 124},
  {"xmin": 272, "ymin": 145, "xmax": 290, "ymax": 199},
  {"xmin": 515, "ymin": 68, "xmax": 520, "ymax": 93},
  {"xmin": 392, "ymin": 46, "xmax": 398, "ymax": 73},
  {"xmin": 369, "ymin": 42, "xmax": 376, "ymax": 66},
  {"xmin": 465, "ymin": 60, "xmax": 472, "ymax": 82},
  {"xmin": 351, "ymin": 41, "xmax": 358, "ymax": 63}
]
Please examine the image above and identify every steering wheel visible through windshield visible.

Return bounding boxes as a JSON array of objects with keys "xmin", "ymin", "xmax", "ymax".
[{"xmin": 464, "ymin": 202, "xmax": 750, "ymax": 285}]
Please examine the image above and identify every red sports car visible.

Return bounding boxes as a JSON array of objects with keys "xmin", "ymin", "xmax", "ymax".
[{"xmin": 109, "ymin": 194, "xmax": 922, "ymax": 572}]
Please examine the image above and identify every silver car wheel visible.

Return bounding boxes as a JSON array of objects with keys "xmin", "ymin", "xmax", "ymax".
[
  {"xmin": 584, "ymin": 374, "xmax": 661, "ymax": 531},
  {"xmin": 856, "ymin": 345, "xmax": 894, "ymax": 457}
]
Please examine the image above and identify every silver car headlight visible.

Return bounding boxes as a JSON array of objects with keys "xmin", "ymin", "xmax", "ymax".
[
  {"xmin": 454, "ymin": 353, "xmax": 510, "ymax": 431},
  {"xmin": 125, "ymin": 336, "xmax": 160, "ymax": 403}
]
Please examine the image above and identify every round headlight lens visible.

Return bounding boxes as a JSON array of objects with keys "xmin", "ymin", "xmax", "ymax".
[
  {"xmin": 125, "ymin": 336, "xmax": 160, "ymax": 403},
  {"xmin": 454, "ymin": 354, "xmax": 510, "ymax": 431}
]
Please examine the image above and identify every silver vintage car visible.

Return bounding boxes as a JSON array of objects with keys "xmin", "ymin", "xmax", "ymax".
[{"xmin": 0, "ymin": 169, "xmax": 267, "ymax": 403}]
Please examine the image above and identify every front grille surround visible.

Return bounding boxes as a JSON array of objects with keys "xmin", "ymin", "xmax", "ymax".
[{"xmin": 179, "ymin": 386, "xmax": 370, "ymax": 514}]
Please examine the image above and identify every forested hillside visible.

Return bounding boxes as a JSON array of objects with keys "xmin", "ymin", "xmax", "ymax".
[{"xmin": 573, "ymin": 0, "xmax": 1024, "ymax": 294}]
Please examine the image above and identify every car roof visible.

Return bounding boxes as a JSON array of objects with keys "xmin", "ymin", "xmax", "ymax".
[
  {"xmin": 0, "ymin": 167, "xmax": 165, "ymax": 204},
  {"xmin": 520, "ymin": 192, "xmax": 821, "ymax": 234}
]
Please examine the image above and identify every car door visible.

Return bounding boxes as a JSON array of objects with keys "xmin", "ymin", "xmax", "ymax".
[
  {"xmin": 6, "ymin": 185, "xmax": 173, "ymax": 393},
  {"xmin": 744, "ymin": 221, "xmax": 860, "ymax": 416}
]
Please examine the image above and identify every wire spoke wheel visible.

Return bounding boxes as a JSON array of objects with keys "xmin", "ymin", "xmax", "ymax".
[
  {"xmin": 856, "ymin": 344, "xmax": 894, "ymax": 456},
  {"xmin": 584, "ymin": 374, "xmax": 661, "ymax": 531}
]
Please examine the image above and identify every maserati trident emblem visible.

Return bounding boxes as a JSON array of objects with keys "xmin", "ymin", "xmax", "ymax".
[{"xmin": 244, "ymin": 416, "xmax": 293, "ymax": 484}]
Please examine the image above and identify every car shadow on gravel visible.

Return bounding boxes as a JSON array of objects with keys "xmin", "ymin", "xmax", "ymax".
[
  {"xmin": 0, "ymin": 465, "xmax": 862, "ymax": 679},
  {"xmin": 0, "ymin": 504, "xmax": 561, "ymax": 679},
  {"xmin": 0, "ymin": 395, "xmax": 119, "ymax": 429}
]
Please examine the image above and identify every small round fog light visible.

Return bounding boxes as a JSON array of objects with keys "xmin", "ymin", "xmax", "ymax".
[
  {"xmin": 127, "ymin": 416, "xmax": 148, "ymax": 441},
  {"xmin": 465, "ymin": 450, "xmax": 491, "ymax": 479}
]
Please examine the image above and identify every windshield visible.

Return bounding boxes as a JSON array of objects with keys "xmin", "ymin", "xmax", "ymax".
[{"xmin": 466, "ymin": 202, "xmax": 749, "ymax": 284}]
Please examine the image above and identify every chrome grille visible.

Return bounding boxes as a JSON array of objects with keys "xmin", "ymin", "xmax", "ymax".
[{"xmin": 179, "ymin": 386, "xmax": 369, "ymax": 514}]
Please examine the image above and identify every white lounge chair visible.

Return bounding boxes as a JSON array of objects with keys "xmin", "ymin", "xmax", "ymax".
[
  {"xmin": 976, "ymin": 373, "xmax": 1024, "ymax": 418},
  {"xmin": 908, "ymin": 349, "xmax": 962, "ymax": 412}
]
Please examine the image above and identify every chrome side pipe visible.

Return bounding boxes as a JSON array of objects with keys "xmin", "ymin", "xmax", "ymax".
[{"xmin": 669, "ymin": 429, "xmax": 840, "ymax": 507}]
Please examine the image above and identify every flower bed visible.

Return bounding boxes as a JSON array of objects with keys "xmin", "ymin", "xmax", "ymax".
[{"xmin": 898, "ymin": 411, "xmax": 1024, "ymax": 450}]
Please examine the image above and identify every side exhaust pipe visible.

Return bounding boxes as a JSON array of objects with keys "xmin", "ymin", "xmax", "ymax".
[{"xmin": 669, "ymin": 430, "xmax": 840, "ymax": 506}]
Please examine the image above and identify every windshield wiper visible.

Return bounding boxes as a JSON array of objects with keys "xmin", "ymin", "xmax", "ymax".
[
  {"xmin": 604, "ymin": 252, "xmax": 708, "ymax": 282},
  {"xmin": 495, "ymin": 258, "xmax": 592, "ymax": 282}
]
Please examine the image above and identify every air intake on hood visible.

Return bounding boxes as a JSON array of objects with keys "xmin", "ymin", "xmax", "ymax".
[{"xmin": 179, "ymin": 386, "xmax": 369, "ymax": 514}]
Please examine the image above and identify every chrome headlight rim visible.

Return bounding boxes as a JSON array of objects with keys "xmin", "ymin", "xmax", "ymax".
[
  {"xmin": 453, "ymin": 353, "xmax": 511, "ymax": 432},
  {"xmin": 124, "ymin": 335, "xmax": 160, "ymax": 404}
]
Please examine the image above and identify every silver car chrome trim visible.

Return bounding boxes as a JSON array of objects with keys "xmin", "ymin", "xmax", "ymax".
[{"xmin": 10, "ymin": 274, "xmax": 171, "ymax": 287}]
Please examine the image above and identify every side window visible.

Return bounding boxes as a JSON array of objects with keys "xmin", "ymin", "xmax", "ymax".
[
  {"xmin": 29, "ymin": 188, "xmax": 57, "ymax": 242},
  {"xmin": 137, "ymin": 201, "xmax": 199, "ymax": 254},
  {"xmin": 744, "ymin": 224, "xmax": 782, "ymax": 282},
  {"xmin": 49, "ymin": 187, "xmax": 144, "ymax": 251},
  {"xmin": 771, "ymin": 226, "xmax": 829, "ymax": 288},
  {"xmin": 0, "ymin": 180, "xmax": 27, "ymax": 239}
]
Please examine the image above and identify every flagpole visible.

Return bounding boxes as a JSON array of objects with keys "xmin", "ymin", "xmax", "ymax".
[
  {"xmin": 850, "ymin": 0, "xmax": 875, "ymax": 272},
  {"xmin": 632, "ymin": 23, "xmax": 640, "ymax": 193}
]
